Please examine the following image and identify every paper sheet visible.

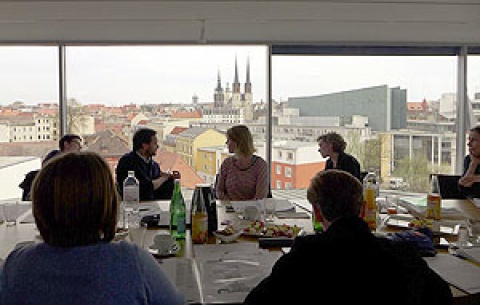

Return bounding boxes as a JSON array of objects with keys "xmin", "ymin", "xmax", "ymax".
[
  {"xmin": 456, "ymin": 247, "xmax": 480, "ymax": 264},
  {"xmin": 424, "ymin": 254, "xmax": 480, "ymax": 294},
  {"xmin": 193, "ymin": 243, "xmax": 281, "ymax": 304},
  {"xmin": 160, "ymin": 258, "xmax": 202, "ymax": 304},
  {"xmin": 397, "ymin": 196, "xmax": 465, "ymax": 219}
]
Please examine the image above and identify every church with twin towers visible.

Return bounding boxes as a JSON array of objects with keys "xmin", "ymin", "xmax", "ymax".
[{"xmin": 208, "ymin": 56, "xmax": 253, "ymax": 122}]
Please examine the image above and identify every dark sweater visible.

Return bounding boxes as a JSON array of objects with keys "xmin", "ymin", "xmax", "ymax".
[
  {"xmin": 325, "ymin": 151, "xmax": 361, "ymax": 181},
  {"xmin": 244, "ymin": 216, "xmax": 453, "ymax": 305},
  {"xmin": 115, "ymin": 151, "xmax": 174, "ymax": 200}
]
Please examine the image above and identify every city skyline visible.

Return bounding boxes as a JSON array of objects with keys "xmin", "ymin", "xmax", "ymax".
[{"xmin": 1, "ymin": 46, "xmax": 479, "ymax": 107}]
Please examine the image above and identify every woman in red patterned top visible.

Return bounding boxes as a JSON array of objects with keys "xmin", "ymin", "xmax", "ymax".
[{"xmin": 216, "ymin": 125, "xmax": 268, "ymax": 201}]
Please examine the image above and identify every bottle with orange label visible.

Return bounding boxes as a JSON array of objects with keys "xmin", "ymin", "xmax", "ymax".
[
  {"xmin": 191, "ymin": 184, "xmax": 208, "ymax": 244},
  {"xmin": 362, "ymin": 172, "xmax": 378, "ymax": 231},
  {"xmin": 426, "ymin": 175, "xmax": 441, "ymax": 220}
]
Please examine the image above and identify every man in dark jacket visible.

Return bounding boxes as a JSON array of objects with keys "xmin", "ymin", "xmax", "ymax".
[
  {"xmin": 244, "ymin": 170, "xmax": 453, "ymax": 305},
  {"xmin": 116, "ymin": 128, "xmax": 178, "ymax": 200}
]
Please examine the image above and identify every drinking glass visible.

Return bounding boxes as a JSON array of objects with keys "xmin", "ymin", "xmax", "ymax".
[
  {"xmin": 128, "ymin": 215, "xmax": 147, "ymax": 248},
  {"xmin": 3, "ymin": 202, "xmax": 19, "ymax": 226},
  {"xmin": 468, "ymin": 219, "xmax": 480, "ymax": 244},
  {"xmin": 263, "ymin": 198, "xmax": 276, "ymax": 222}
]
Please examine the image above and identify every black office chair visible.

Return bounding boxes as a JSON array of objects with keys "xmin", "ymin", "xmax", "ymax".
[{"xmin": 431, "ymin": 174, "xmax": 466, "ymax": 199}]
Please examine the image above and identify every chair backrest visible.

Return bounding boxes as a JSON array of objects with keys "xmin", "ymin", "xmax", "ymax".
[{"xmin": 432, "ymin": 174, "xmax": 465, "ymax": 199}]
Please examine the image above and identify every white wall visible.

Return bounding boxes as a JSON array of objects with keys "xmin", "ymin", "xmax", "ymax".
[
  {"xmin": 0, "ymin": 157, "xmax": 41, "ymax": 201},
  {"xmin": 0, "ymin": 1, "xmax": 478, "ymax": 44}
]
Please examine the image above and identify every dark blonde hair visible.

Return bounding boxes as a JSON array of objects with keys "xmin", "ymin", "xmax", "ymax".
[
  {"xmin": 317, "ymin": 132, "xmax": 347, "ymax": 153},
  {"xmin": 227, "ymin": 125, "xmax": 255, "ymax": 157},
  {"xmin": 307, "ymin": 170, "xmax": 363, "ymax": 222},
  {"xmin": 32, "ymin": 151, "xmax": 119, "ymax": 247}
]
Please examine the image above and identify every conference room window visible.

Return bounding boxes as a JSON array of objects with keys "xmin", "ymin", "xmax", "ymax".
[
  {"xmin": 0, "ymin": 46, "xmax": 59, "ymax": 200},
  {"xmin": 65, "ymin": 45, "xmax": 267, "ymax": 192},
  {"xmin": 272, "ymin": 51, "xmax": 456, "ymax": 194}
]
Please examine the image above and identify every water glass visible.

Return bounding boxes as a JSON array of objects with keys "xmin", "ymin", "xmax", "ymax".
[
  {"xmin": 468, "ymin": 219, "xmax": 480, "ymax": 243},
  {"xmin": 3, "ymin": 202, "xmax": 19, "ymax": 226},
  {"xmin": 263, "ymin": 198, "xmax": 276, "ymax": 222},
  {"xmin": 128, "ymin": 216, "xmax": 147, "ymax": 248}
]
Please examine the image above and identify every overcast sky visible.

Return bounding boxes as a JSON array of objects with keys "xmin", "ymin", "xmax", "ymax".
[{"xmin": 1, "ymin": 45, "xmax": 479, "ymax": 106}]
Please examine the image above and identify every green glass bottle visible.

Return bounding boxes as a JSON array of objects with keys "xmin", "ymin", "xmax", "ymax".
[{"xmin": 169, "ymin": 179, "xmax": 186, "ymax": 239}]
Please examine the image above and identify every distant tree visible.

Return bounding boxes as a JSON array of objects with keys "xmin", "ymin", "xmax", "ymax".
[
  {"xmin": 67, "ymin": 98, "xmax": 89, "ymax": 135},
  {"xmin": 344, "ymin": 131, "xmax": 365, "ymax": 165},
  {"xmin": 344, "ymin": 132, "xmax": 381, "ymax": 177},
  {"xmin": 393, "ymin": 154, "xmax": 430, "ymax": 193}
]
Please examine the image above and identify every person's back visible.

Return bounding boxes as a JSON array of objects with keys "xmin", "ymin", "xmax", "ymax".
[
  {"xmin": 1, "ymin": 151, "xmax": 184, "ymax": 305},
  {"xmin": 244, "ymin": 216, "xmax": 452, "ymax": 305},
  {"xmin": 1, "ymin": 241, "xmax": 181, "ymax": 305},
  {"xmin": 244, "ymin": 170, "xmax": 452, "ymax": 305}
]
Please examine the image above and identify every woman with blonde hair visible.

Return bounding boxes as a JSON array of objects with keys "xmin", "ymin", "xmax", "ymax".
[
  {"xmin": 216, "ymin": 125, "xmax": 268, "ymax": 200},
  {"xmin": 0, "ymin": 151, "xmax": 185, "ymax": 305}
]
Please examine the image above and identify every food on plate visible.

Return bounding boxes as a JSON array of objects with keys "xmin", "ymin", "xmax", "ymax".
[
  {"xmin": 408, "ymin": 218, "xmax": 433, "ymax": 229},
  {"xmin": 216, "ymin": 225, "xmax": 239, "ymax": 236},
  {"xmin": 242, "ymin": 221, "xmax": 301, "ymax": 237},
  {"xmin": 243, "ymin": 220, "xmax": 265, "ymax": 235},
  {"xmin": 386, "ymin": 207, "xmax": 398, "ymax": 215}
]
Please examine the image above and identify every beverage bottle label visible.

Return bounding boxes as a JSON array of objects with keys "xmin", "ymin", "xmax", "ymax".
[
  {"xmin": 426, "ymin": 194, "xmax": 441, "ymax": 220},
  {"xmin": 192, "ymin": 213, "xmax": 208, "ymax": 244},
  {"xmin": 426, "ymin": 175, "xmax": 441, "ymax": 220},
  {"xmin": 363, "ymin": 188, "xmax": 377, "ymax": 230}
]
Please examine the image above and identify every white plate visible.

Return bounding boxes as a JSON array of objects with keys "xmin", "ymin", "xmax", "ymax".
[
  {"xmin": 148, "ymin": 242, "xmax": 180, "ymax": 257},
  {"xmin": 213, "ymin": 230, "xmax": 242, "ymax": 243}
]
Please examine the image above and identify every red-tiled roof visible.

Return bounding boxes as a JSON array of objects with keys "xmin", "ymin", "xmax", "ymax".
[
  {"xmin": 154, "ymin": 150, "xmax": 204, "ymax": 189},
  {"xmin": 171, "ymin": 110, "xmax": 202, "ymax": 119},
  {"xmin": 170, "ymin": 126, "xmax": 188, "ymax": 135}
]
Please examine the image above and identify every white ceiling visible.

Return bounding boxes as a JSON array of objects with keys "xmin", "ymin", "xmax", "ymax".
[{"xmin": 0, "ymin": 1, "xmax": 479, "ymax": 44}]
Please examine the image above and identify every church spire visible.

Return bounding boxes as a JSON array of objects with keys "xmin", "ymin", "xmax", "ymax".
[
  {"xmin": 233, "ymin": 55, "xmax": 241, "ymax": 94},
  {"xmin": 216, "ymin": 69, "xmax": 222, "ymax": 90},
  {"xmin": 244, "ymin": 56, "xmax": 251, "ymax": 94},
  {"xmin": 214, "ymin": 68, "xmax": 224, "ymax": 107}
]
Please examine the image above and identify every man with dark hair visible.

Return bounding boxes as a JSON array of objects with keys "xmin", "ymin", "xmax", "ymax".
[
  {"xmin": 43, "ymin": 134, "xmax": 83, "ymax": 163},
  {"xmin": 19, "ymin": 133, "xmax": 83, "ymax": 201},
  {"xmin": 116, "ymin": 128, "xmax": 178, "ymax": 200}
]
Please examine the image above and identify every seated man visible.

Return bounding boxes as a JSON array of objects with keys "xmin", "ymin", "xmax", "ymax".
[
  {"xmin": 244, "ymin": 170, "xmax": 453, "ymax": 305},
  {"xmin": 18, "ymin": 134, "xmax": 83, "ymax": 201},
  {"xmin": 43, "ymin": 134, "xmax": 83, "ymax": 163},
  {"xmin": 116, "ymin": 128, "xmax": 179, "ymax": 201}
]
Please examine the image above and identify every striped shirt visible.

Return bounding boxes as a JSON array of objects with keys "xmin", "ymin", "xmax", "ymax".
[{"xmin": 216, "ymin": 155, "xmax": 268, "ymax": 201}]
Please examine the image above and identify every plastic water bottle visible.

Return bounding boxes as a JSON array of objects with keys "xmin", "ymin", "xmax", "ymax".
[
  {"xmin": 123, "ymin": 171, "xmax": 140, "ymax": 228},
  {"xmin": 170, "ymin": 179, "xmax": 186, "ymax": 239}
]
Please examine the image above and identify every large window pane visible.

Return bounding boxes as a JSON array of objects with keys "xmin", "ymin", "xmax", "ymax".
[
  {"xmin": 66, "ymin": 45, "xmax": 267, "ymax": 194},
  {"xmin": 272, "ymin": 55, "xmax": 456, "ymax": 194},
  {"xmin": 0, "ymin": 46, "xmax": 59, "ymax": 200}
]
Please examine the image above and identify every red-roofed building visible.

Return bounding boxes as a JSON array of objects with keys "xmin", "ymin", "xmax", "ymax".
[
  {"xmin": 407, "ymin": 98, "xmax": 429, "ymax": 120},
  {"xmin": 171, "ymin": 109, "xmax": 202, "ymax": 119},
  {"xmin": 154, "ymin": 150, "xmax": 204, "ymax": 189}
]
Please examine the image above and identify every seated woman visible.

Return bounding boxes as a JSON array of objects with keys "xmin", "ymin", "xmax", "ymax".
[
  {"xmin": 0, "ymin": 151, "xmax": 185, "ymax": 305},
  {"xmin": 216, "ymin": 125, "xmax": 268, "ymax": 201},
  {"xmin": 459, "ymin": 126, "xmax": 480, "ymax": 198}
]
